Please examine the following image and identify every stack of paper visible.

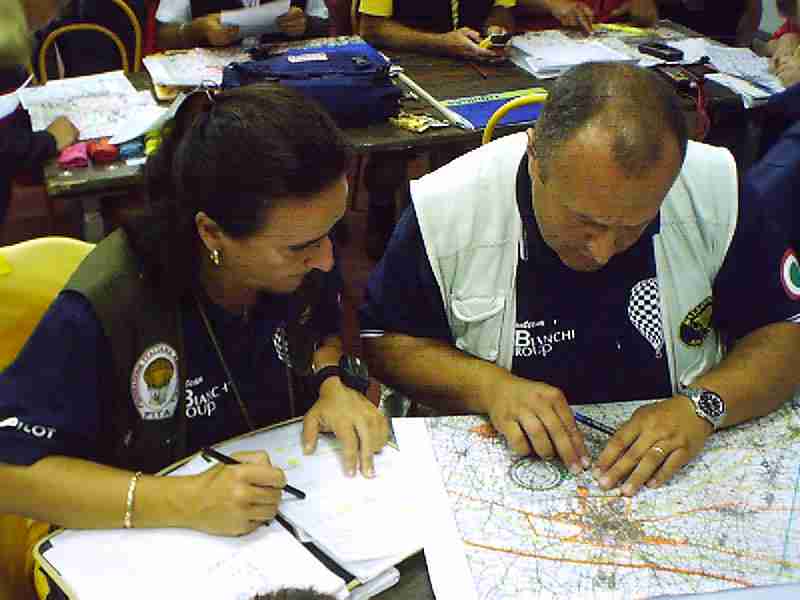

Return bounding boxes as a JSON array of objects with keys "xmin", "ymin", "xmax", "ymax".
[
  {"xmin": 36, "ymin": 420, "xmax": 423, "ymax": 599},
  {"xmin": 144, "ymin": 47, "xmax": 250, "ymax": 87},
  {"xmin": 175, "ymin": 421, "xmax": 423, "ymax": 584},
  {"xmin": 510, "ymin": 31, "xmax": 637, "ymax": 78},
  {"xmin": 18, "ymin": 71, "xmax": 161, "ymax": 140},
  {"xmin": 41, "ymin": 520, "xmax": 348, "ymax": 600}
]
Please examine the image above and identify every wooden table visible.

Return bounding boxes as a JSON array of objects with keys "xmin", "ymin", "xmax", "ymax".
[{"xmin": 42, "ymin": 35, "xmax": 746, "ymax": 241}]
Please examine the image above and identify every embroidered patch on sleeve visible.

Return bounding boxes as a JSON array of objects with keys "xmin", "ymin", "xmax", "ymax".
[{"xmin": 780, "ymin": 249, "xmax": 800, "ymax": 301}]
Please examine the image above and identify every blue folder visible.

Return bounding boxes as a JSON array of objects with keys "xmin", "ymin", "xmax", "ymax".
[{"xmin": 441, "ymin": 88, "xmax": 545, "ymax": 130}]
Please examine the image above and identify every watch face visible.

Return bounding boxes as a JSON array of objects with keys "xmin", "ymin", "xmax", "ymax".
[
  {"xmin": 341, "ymin": 355, "xmax": 369, "ymax": 381},
  {"xmin": 698, "ymin": 391, "xmax": 724, "ymax": 418}
]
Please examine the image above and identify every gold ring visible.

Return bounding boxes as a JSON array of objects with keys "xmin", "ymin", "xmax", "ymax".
[{"xmin": 652, "ymin": 446, "xmax": 666, "ymax": 456}]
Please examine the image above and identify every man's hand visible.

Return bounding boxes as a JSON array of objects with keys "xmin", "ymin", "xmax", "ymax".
[
  {"xmin": 593, "ymin": 396, "xmax": 713, "ymax": 496},
  {"xmin": 547, "ymin": 0, "xmax": 595, "ymax": 34},
  {"xmin": 303, "ymin": 378, "xmax": 390, "ymax": 478},
  {"xmin": 486, "ymin": 373, "xmax": 589, "ymax": 474},
  {"xmin": 186, "ymin": 451, "xmax": 286, "ymax": 536},
  {"xmin": 769, "ymin": 34, "xmax": 800, "ymax": 71},
  {"xmin": 443, "ymin": 27, "xmax": 506, "ymax": 61},
  {"xmin": 277, "ymin": 6, "xmax": 307, "ymax": 38},
  {"xmin": 46, "ymin": 116, "xmax": 79, "ymax": 152},
  {"xmin": 196, "ymin": 13, "xmax": 240, "ymax": 47},
  {"xmin": 609, "ymin": 0, "xmax": 658, "ymax": 27},
  {"xmin": 774, "ymin": 56, "xmax": 800, "ymax": 87}
]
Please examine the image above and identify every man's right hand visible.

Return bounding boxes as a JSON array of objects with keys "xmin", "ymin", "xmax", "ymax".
[
  {"xmin": 443, "ymin": 27, "xmax": 506, "ymax": 61},
  {"xmin": 485, "ymin": 373, "xmax": 590, "ymax": 474},
  {"xmin": 186, "ymin": 451, "xmax": 286, "ymax": 536},
  {"xmin": 196, "ymin": 14, "xmax": 240, "ymax": 47},
  {"xmin": 770, "ymin": 33, "xmax": 800, "ymax": 70},
  {"xmin": 46, "ymin": 116, "xmax": 79, "ymax": 152},
  {"xmin": 547, "ymin": 0, "xmax": 595, "ymax": 34}
]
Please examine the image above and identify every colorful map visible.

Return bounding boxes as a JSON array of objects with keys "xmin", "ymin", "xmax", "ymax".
[{"xmin": 421, "ymin": 401, "xmax": 800, "ymax": 599}]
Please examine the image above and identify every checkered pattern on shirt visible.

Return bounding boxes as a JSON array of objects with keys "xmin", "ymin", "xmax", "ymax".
[{"xmin": 628, "ymin": 277, "xmax": 664, "ymax": 357}]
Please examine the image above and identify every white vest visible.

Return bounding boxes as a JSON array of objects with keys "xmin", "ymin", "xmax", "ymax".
[{"xmin": 412, "ymin": 133, "xmax": 738, "ymax": 392}]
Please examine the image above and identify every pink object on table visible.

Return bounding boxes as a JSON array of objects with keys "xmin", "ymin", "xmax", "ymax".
[{"xmin": 57, "ymin": 142, "xmax": 89, "ymax": 168}]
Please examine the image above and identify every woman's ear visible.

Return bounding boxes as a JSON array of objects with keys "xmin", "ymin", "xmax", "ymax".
[{"xmin": 195, "ymin": 211, "xmax": 225, "ymax": 254}]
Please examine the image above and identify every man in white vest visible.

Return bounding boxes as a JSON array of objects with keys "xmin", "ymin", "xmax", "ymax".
[{"xmin": 360, "ymin": 62, "xmax": 800, "ymax": 496}]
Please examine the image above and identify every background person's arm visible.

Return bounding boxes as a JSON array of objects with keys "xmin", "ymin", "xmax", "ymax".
[
  {"xmin": 0, "ymin": 0, "xmax": 30, "ymax": 68},
  {"xmin": 156, "ymin": 14, "xmax": 239, "ymax": 49},
  {"xmin": 358, "ymin": 15, "xmax": 501, "ymax": 60}
]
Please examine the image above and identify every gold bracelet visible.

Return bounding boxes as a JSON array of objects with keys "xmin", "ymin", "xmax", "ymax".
[{"xmin": 123, "ymin": 471, "xmax": 143, "ymax": 529}]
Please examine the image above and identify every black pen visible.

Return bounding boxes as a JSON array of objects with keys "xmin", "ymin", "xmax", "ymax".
[
  {"xmin": 200, "ymin": 446, "xmax": 306, "ymax": 500},
  {"xmin": 573, "ymin": 411, "xmax": 616, "ymax": 437}
]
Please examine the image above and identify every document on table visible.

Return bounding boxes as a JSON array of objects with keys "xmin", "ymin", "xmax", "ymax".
[
  {"xmin": 18, "ymin": 71, "xmax": 160, "ymax": 140},
  {"xmin": 221, "ymin": 0, "xmax": 291, "ymax": 38},
  {"xmin": 0, "ymin": 73, "xmax": 32, "ymax": 119},
  {"xmin": 39, "ymin": 520, "xmax": 348, "ymax": 600},
  {"xmin": 510, "ymin": 31, "xmax": 636, "ymax": 78},
  {"xmin": 171, "ymin": 421, "xmax": 423, "ymax": 581},
  {"xmin": 143, "ymin": 47, "xmax": 250, "ymax": 87}
]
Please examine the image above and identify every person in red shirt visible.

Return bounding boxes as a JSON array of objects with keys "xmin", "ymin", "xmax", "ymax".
[{"xmin": 768, "ymin": 1, "xmax": 800, "ymax": 86}]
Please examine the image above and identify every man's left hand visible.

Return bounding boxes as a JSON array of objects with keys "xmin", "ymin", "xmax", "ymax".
[
  {"xmin": 609, "ymin": 0, "xmax": 658, "ymax": 27},
  {"xmin": 302, "ymin": 378, "xmax": 390, "ymax": 478},
  {"xmin": 593, "ymin": 396, "xmax": 713, "ymax": 496},
  {"xmin": 277, "ymin": 6, "xmax": 307, "ymax": 37}
]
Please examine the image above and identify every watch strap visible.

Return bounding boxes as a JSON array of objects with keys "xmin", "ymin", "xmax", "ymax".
[{"xmin": 313, "ymin": 365, "xmax": 341, "ymax": 396}]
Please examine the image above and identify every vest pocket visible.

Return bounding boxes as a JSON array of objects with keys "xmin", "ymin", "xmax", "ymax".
[{"xmin": 450, "ymin": 296, "xmax": 506, "ymax": 362}]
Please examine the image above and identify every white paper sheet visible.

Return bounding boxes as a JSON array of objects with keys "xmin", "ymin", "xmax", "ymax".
[
  {"xmin": 144, "ymin": 47, "xmax": 250, "ymax": 87},
  {"xmin": 393, "ymin": 418, "xmax": 479, "ymax": 600},
  {"xmin": 43, "ymin": 520, "xmax": 346, "ymax": 600},
  {"xmin": 18, "ymin": 71, "xmax": 159, "ymax": 140},
  {"xmin": 221, "ymin": 0, "xmax": 291, "ymax": 38},
  {"xmin": 172, "ymin": 421, "xmax": 423, "ymax": 576},
  {"xmin": 0, "ymin": 74, "xmax": 32, "ymax": 119}
]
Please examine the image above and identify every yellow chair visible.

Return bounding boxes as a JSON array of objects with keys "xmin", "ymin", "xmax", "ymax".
[
  {"xmin": 0, "ymin": 236, "xmax": 94, "ymax": 371},
  {"xmin": 38, "ymin": 0, "xmax": 143, "ymax": 83},
  {"xmin": 481, "ymin": 91, "xmax": 549, "ymax": 146},
  {"xmin": 0, "ymin": 237, "xmax": 94, "ymax": 600}
]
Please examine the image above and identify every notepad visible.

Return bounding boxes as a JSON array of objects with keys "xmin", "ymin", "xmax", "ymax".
[
  {"xmin": 35, "ymin": 419, "xmax": 422, "ymax": 598},
  {"xmin": 171, "ymin": 421, "xmax": 423, "ymax": 581},
  {"xmin": 510, "ymin": 31, "xmax": 637, "ymax": 78},
  {"xmin": 39, "ymin": 520, "xmax": 347, "ymax": 600}
]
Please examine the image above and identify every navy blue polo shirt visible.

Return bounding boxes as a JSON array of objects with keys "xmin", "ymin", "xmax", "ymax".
[
  {"xmin": 360, "ymin": 154, "xmax": 800, "ymax": 405},
  {"xmin": 0, "ymin": 267, "xmax": 342, "ymax": 468}
]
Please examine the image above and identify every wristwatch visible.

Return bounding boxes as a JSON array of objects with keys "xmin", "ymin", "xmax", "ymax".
[
  {"xmin": 312, "ymin": 355, "xmax": 370, "ymax": 396},
  {"xmin": 677, "ymin": 384, "xmax": 726, "ymax": 430}
]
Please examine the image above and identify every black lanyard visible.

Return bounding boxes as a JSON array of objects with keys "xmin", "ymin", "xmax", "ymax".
[{"xmin": 515, "ymin": 154, "xmax": 540, "ymax": 265}]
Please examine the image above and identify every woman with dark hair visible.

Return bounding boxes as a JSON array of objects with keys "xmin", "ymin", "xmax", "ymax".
[{"xmin": 0, "ymin": 83, "xmax": 389, "ymax": 537}]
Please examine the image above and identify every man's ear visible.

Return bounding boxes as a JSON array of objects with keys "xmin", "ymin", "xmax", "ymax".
[{"xmin": 195, "ymin": 211, "xmax": 225, "ymax": 254}]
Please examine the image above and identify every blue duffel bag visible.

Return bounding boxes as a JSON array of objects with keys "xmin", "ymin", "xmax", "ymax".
[{"xmin": 222, "ymin": 41, "xmax": 402, "ymax": 126}]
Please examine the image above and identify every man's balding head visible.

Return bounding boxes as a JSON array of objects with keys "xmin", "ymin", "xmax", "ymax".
[{"xmin": 533, "ymin": 62, "xmax": 688, "ymax": 184}]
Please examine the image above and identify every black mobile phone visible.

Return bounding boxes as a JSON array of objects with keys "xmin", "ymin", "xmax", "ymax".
[
  {"xmin": 638, "ymin": 42, "xmax": 684, "ymax": 62},
  {"xmin": 487, "ymin": 32, "xmax": 512, "ymax": 47}
]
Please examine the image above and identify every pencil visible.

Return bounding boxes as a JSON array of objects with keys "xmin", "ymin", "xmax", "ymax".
[
  {"xmin": 470, "ymin": 62, "xmax": 489, "ymax": 79},
  {"xmin": 573, "ymin": 412, "xmax": 616, "ymax": 436},
  {"xmin": 200, "ymin": 446, "xmax": 307, "ymax": 500}
]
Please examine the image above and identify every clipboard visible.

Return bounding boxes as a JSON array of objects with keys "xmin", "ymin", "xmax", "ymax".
[{"xmin": 33, "ymin": 416, "xmax": 420, "ymax": 599}]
